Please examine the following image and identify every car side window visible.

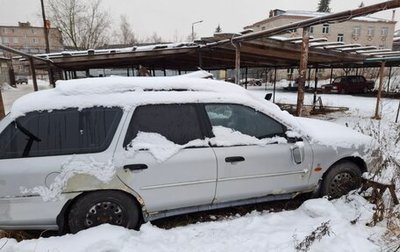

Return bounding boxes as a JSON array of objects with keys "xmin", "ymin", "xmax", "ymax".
[
  {"xmin": 123, "ymin": 104, "xmax": 203, "ymax": 147},
  {"xmin": 205, "ymin": 104, "xmax": 286, "ymax": 139},
  {"xmin": 0, "ymin": 107, "xmax": 122, "ymax": 159}
]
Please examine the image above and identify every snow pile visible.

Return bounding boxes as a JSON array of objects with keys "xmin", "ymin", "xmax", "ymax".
[
  {"xmin": 20, "ymin": 157, "xmax": 116, "ymax": 201},
  {"xmin": 296, "ymin": 117, "xmax": 373, "ymax": 150},
  {"xmin": 0, "ymin": 195, "xmax": 385, "ymax": 252},
  {"xmin": 126, "ymin": 132, "xmax": 208, "ymax": 162},
  {"xmin": 54, "ymin": 75, "xmax": 244, "ymax": 96},
  {"xmin": 210, "ymin": 126, "xmax": 287, "ymax": 146},
  {"xmin": 126, "ymin": 128, "xmax": 287, "ymax": 162}
]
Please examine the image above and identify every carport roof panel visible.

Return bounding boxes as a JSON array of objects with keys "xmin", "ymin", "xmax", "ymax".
[{"xmin": 31, "ymin": 37, "xmax": 365, "ymax": 71}]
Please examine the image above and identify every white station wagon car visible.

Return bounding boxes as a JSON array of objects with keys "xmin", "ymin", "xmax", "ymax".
[{"xmin": 0, "ymin": 75, "xmax": 372, "ymax": 233}]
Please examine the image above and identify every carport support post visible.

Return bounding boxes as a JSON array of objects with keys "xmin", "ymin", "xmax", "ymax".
[
  {"xmin": 234, "ymin": 43, "xmax": 241, "ymax": 85},
  {"xmin": 295, "ymin": 26, "xmax": 310, "ymax": 117},
  {"xmin": 273, "ymin": 67, "xmax": 277, "ymax": 103},
  {"xmin": 29, "ymin": 57, "xmax": 39, "ymax": 92},
  {"xmin": 387, "ymin": 66, "xmax": 392, "ymax": 93},
  {"xmin": 245, "ymin": 67, "xmax": 248, "ymax": 89},
  {"xmin": 373, "ymin": 61, "xmax": 385, "ymax": 120},
  {"xmin": 0, "ymin": 88, "xmax": 5, "ymax": 119},
  {"xmin": 313, "ymin": 66, "xmax": 319, "ymax": 105}
]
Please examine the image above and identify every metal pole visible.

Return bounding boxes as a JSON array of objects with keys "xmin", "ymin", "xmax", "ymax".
[
  {"xmin": 0, "ymin": 88, "xmax": 5, "ymax": 119},
  {"xmin": 245, "ymin": 67, "xmax": 248, "ymax": 89},
  {"xmin": 313, "ymin": 66, "xmax": 319, "ymax": 105},
  {"xmin": 373, "ymin": 61, "xmax": 385, "ymax": 119},
  {"xmin": 273, "ymin": 67, "xmax": 277, "ymax": 103},
  {"xmin": 29, "ymin": 58, "xmax": 39, "ymax": 92},
  {"xmin": 234, "ymin": 43, "xmax": 241, "ymax": 85},
  {"xmin": 191, "ymin": 20, "xmax": 203, "ymax": 41},
  {"xmin": 387, "ymin": 66, "xmax": 392, "ymax": 93},
  {"xmin": 295, "ymin": 27, "xmax": 310, "ymax": 117},
  {"xmin": 40, "ymin": 0, "xmax": 55, "ymax": 87}
]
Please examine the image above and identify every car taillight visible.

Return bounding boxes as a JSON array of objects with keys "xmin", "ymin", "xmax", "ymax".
[{"xmin": 332, "ymin": 86, "xmax": 338, "ymax": 89}]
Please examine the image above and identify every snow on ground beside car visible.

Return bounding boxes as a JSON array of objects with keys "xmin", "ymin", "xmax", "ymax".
[{"xmin": 0, "ymin": 195, "xmax": 385, "ymax": 252}]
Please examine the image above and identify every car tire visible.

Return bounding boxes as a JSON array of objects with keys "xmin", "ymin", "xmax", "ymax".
[
  {"xmin": 67, "ymin": 190, "xmax": 141, "ymax": 233},
  {"xmin": 363, "ymin": 87, "xmax": 368, "ymax": 93},
  {"xmin": 320, "ymin": 161, "xmax": 362, "ymax": 199}
]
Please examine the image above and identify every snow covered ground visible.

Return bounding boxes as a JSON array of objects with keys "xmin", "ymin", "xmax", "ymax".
[{"xmin": 0, "ymin": 80, "xmax": 399, "ymax": 252}]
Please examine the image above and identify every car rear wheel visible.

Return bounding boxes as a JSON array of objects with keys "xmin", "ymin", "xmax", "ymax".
[
  {"xmin": 67, "ymin": 190, "xmax": 141, "ymax": 233},
  {"xmin": 320, "ymin": 161, "xmax": 362, "ymax": 199}
]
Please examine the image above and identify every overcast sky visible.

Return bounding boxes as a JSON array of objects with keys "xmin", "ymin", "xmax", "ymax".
[{"xmin": 0, "ymin": 0, "xmax": 399, "ymax": 41}]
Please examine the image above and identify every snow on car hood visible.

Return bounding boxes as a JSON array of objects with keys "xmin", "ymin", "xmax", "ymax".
[{"xmin": 295, "ymin": 117, "xmax": 373, "ymax": 150}]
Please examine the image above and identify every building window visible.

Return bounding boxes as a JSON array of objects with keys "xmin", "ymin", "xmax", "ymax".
[
  {"xmin": 322, "ymin": 24, "xmax": 329, "ymax": 34},
  {"xmin": 379, "ymin": 44, "xmax": 385, "ymax": 49},
  {"xmin": 337, "ymin": 33, "xmax": 344, "ymax": 42},
  {"xmin": 32, "ymin": 38, "xmax": 38, "ymax": 44},
  {"xmin": 309, "ymin": 26, "xmax": 314, "ymax": 34},
  {"xmin": 367, "ymin": 27, "xmax": 375, "ymax": 37},
  {"xmin": 381, "ymin": 27, "xmax": 388, "ymax": 37},
  {"xmin": 352, "ymin": 26, "xmax": 361, "ymax": 36},
  {"xmin": 31, "ymin": 29, "xmax": 35, "ymax": 34},
  {"xmin": 13, "ymin": 37, "xmax": 18, "ymax": 44},
  {"xmin": 2, "ymin": 28, "xmax": 7, "ymax": 34},
  {"xmin": 10, "ymin": 28, "xmax": 15, "ymax": 33},
  {"xmin": 261, "ymin": 26, "xmax": 266, "ymax": 30},
  {"xmin": 2, "ymin": 37, "xmax": 9, "ymax": 44}
]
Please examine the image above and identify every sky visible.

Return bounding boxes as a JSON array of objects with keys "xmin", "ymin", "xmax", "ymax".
[{"xmin": 0, "ymin": 0, "xmax": 399, "ymax": 42}]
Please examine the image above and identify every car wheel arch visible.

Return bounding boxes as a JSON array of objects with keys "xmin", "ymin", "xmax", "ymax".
[
  {"xmin": 319, "ymin": 157, "xmax": 366, "ymax": 197},
  {"xmin": 57, "ymin": 189, "xmax": 145, "ymax": 234}
]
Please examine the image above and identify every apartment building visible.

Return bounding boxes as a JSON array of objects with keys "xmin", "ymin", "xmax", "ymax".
[
  {"xmin": 0, "ymin": 22, "xmax": 63, "ymax": 77},
  {"xmin": 245, "ymin": 9, "xmax": 396, "ymax": 50}
]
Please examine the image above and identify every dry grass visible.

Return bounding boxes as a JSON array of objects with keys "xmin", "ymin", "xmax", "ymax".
[{"xmin": 0, "ymin": 230, "xmax": 37, "ymax": 241}]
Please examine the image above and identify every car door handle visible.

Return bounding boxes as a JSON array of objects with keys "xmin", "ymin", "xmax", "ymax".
[
  {"xmin": 123, "ymin": 164, "xmax": 148, "ymax": 171},
  {"xmin": 225, "ymin": 156, "xmax": 245, "ymax": 163}
]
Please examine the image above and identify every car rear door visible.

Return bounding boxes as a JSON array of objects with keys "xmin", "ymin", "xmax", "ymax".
[
  {"xmin": 114, "ymin": 104, "xmax": 217, "ymax": 212},
  {"xmin": 0, "ymin": 107, "xmax": 122, "ymax": 226},
  {"xmin": 203, "ymin": 103, "xmax": 313, "ymax": 203}
]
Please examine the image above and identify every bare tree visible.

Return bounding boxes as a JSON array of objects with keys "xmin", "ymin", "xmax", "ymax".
[
  {"xmin": 117, "ymin": 15, "xmax": 136, "ymax": 45},
  {"xmin": 46, "ymin": 0, "xmax": 111, "ymax": 49},
  {"xmin": 143, "ymin": 32, "xmax": 163, "ymax": 43}
]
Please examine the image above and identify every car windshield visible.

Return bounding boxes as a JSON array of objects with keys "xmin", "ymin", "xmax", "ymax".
[{"xmin": 333, "ymin": 78, "xmax": 342, "ymax": 84}]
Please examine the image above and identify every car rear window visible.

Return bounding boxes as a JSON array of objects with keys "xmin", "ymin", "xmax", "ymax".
[{"xmin": 0, "ymin": 107, "xmax": 122, "ymax": 159}]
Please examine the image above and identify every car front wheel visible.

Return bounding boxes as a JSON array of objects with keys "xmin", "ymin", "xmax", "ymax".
[
  {"xmin": 67, "ymin": 190, "xmax": 141, "ymax": 233},
  {"xmin": 320, "ymin": 161, "xmax": 362, "ymax": 199}
]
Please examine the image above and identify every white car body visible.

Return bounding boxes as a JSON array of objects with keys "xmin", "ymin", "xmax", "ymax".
[{"xmin": 0, "ymin": 75, "xmax": 372, "ymax": 231}]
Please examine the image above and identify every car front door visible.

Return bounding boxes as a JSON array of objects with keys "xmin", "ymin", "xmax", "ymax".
[
  {"xmin": 203, "ymin": 103, "xmax": 313, "ymax": 203},
  {"xmin": 115, "ymin": 104, "xmax": 217, "ymax": 213}
]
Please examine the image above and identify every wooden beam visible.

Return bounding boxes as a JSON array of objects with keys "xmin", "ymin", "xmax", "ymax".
[
  {"xmin": 29, "ymin": 58, "xmax": 39, "ymax": 92},
  {"xmin": 234, "ymin": 43, "xmax": 241, "ymax": 84},
  {"xmin": 0, "ymin": 88, "xmax": 5, "ymax": 119},
  {"xmin": 296, "ymin": 27, "xmax": 310, "ymax": 117},
  {"xmin": 373, "ymin": 61, "xmax": 385, "ymax": 119}
]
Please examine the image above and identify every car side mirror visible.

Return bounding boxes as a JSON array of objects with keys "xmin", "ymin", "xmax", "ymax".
[
  {"xmin": 264, "ymin": 93, "xmax": 272, "ymax": 101},
  {"xmin": 286, "ymin": 130, "xmax": 303, "ymax": 143}
]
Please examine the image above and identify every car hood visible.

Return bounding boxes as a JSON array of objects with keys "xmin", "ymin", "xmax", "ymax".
[{"xmin": 294, "ymin": 117, "xmax": 373, "ymax": 151}]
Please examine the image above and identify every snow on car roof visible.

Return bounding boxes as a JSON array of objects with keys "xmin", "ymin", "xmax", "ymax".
[{"xmin": 10, "ymin": 74, "xmax": 294, "ymax": 126}]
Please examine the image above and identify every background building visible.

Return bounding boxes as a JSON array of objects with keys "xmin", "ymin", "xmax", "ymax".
[
  {"xmin": 0, "ymin": 22, "xmax": 63, "ymax": 78},
  {"xmin": 244, "ymin": 10, "xmax": 397, "ymax": 82},
  {"xmin": 246, "ymin": 10, "xmax": 396, "ymax": 50}
]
